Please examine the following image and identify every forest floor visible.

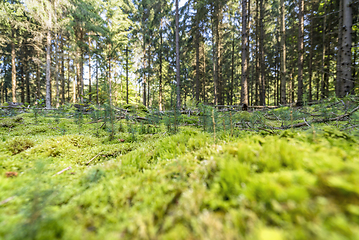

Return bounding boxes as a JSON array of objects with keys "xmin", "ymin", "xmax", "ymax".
[{"xmin": 1, "ymin": 99, "xmax": 359, "ymax": 240}]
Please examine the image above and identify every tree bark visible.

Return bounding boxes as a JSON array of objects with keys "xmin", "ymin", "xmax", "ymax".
[
  {"xmin": 61, "ymin": 37, "xmax": 65, "ymax": 104},
  {"xmin": 339, "ymin": 0, "xmax": 353, "ymax": 97},
  {"xmin": 321, "ymin": 1, "xmax": 327, "ymax": 99},
  {"xmin": 259, "ymin": 0, "xmax": 265, "ymax": 106},
  {"xmin": 159, "ymin": 28, "xmax": 163, "ymax": 110},
  {"xmin": 11, "ymin": 38, "xmax": 16, "ymax": 103},
  {"xmin": 55, "ymin": 33, "xmax": 60, "ymax": 108},
  {"xmin": 308, "ymin": 1, "xmax": 314, "ymax": 102},
  {"xmin": 89, "ymin": 38, "xmax": 92, "ymax": 103},
  {"xmin": 297, "ymin": 0, "xmax": 304, "ymax": 105},
  {"xmin": 280, "ymin": 0, "xmax": 286, "ymax": 104},
  {"xmin": 336, "ymin": 0, "xmax": 343, "ymax": 97},
  {"xmin": 175, "ymin": 0, "xmax": 181, "ymax": 108},
  {"xmin": 46, "ymin": 29, "xmax": 52, "ymax": 108},
  {"xmin": 126, "ymin": 45, "xmax": 129, "ymax": 105},
  {"xmin": 195, "ymin": 6, "xmax": 200, "ymax": 103},
  {"xmin": 241, "ymin": 0, "xmax": 249, "ymax": 105}
]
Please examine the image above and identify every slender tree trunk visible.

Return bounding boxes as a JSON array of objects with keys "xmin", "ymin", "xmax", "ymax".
[
  {"xmin": 259, "ymin": 0, "xmax": 265, "ymax": 106},
  {"xmin": 147, "ymin": 44, "xmax": 151, "ymax": 106},
  {"xmin": 175, "ymin": 0, "xmax": 181, "ymax": 108},
  {"xmin": 255, "ymin": 0, "xmax": 260, "ymax": 105},
  {"xmin": 80, "ymin": 50, "xmax": 84, "ymax": 103},
  {"xmin": 20, "ymin": 50, "xmax": 25, "ymax": 104},
  {"xmin": 126, "ymin": 45, "xmax": 129, "ymax": 104},
  {"xmin": 203, "ymin": 44, "xmax": 206, "ymax": 103},
  {"xmin": 108, "ymin": 56, "xmax": 112, "ymax": 105},
  {"xmin": 143, "ymin": 35, "xmax": 147, "ymax": 106},
  {"xmin": 336, "ymin": 0, "xmax": 343, "ymax": 97},
  {"xmin": 61, "ymin": 37, "xmax": 65, "ymax": 104},
  {"xmin": 46, "ymin": 29, "xmax": 51, "ymax": 108},
  {"xmin": 159, "ymin": 30, "xmax": 163, "ymax": 110},
  {"xmin": 308, "ymin": 2, "xmax": 314, "ymax": 102},
  {"xmin": 339, "ymin": 0, "xmax": 353, "ymax": 97},
  {"xmin": 247, "ymin": 0, "xmax": 251, "ymax": 105},
  {"xmin": 11, "ymin": 38, "xmax": 16, "ymax": 103},
  {"xmin": 96, "ymin": 56, "xmax": 99, "ymax": 105},
  {"xmin": 25, "ymin": 57, "xmax": 30, "ymax": 104},
  {"xmin": 55, "ymin": 33, "xmax": 60, "ymax": 108},
  {"xmin": 195, "ymin": 10, "xmax": 200, "ymax": 103},
  {"xmin": 241, "ymin": 0, "xmax": 248, "ymax": 105},
  {"xmin": 280, "ymin": 0, "xmax": 286, "ymax": 104},
  {"xmin": 89, "ymin": 38, "xmax": 92, "ymax": 103},
  {"xmin": 297, "ymin": 0, "xmax": 304, "ymax": 105},
  {"xmin": 231, "ymin": 33, "xmax": 234, "ymax": 106},
  {"xmin": 321, "ymin": 1, "xmax": 327, "ymax": 99},
  {"xmin": 36, "ymin": 52, "xmax": 41, "ymax": 99}
]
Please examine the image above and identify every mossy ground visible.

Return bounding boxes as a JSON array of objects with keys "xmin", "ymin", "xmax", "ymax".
[{"xmin": 1, "ymin": 108, "xmax": 359, "ymax": 240}]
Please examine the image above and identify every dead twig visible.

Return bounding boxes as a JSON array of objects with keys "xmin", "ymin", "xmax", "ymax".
[
  {"xmin": 86, "ymin": 153, "xmax": 102, "ymax": 165},
  {"xmin": 53, "ymin": 166, "xmax": 72, "ymax": 176},
  {"xmin": 0, "ymin": 196, "xmax": 15, "ymax": 206}
]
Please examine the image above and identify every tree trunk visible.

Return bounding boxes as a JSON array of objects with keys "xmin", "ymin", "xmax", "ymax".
[
  {"xmin": 241, "ymin": 0, "xmax": 249, "ymax": 105},
  {"xmin": 25, "ymin": 57, "xmax": 30, "ymax": 104},
  {"xmin": 336, "ymin": 0, "xmax": 343, "ymax": 97},
  {"xmin": 80, "ymin": 50, "xmax": 84, "ymax": 103},
  {"xmin": 89, "ymin": 38, "xmax": 92, "ymax": 103},
  {"xmin": 175, "ymin": 0, "xmax": 181, "ymax": 108},
  {"xmin": 195, "ymin": 9, "xmax": 200, "ymax": 103},
  {"xmin": 36, "ymin": 52, "xmax": 41, "ymax": 100},
  {"xmin": 11, "ymin": 38, "xmax": 16, "ymax": 103},
  {"xmin": 55, "ymin": 33, "xmax": 60, "ymax": 108},
  {"xmin": 231, "ymin": 33, "xmax": 234, "ymax": 105},
  {"xmin": 108, "ymin": 56, "xmax": 112, "ymax": 105},
  {"xmin": 339, "ymin": 0, "xmax": 353, "ymax": 97},
  {"xmin": 259, "ymin": 0, "xmax": 265, "ymax": 106},
  {"xmin": 255, "ymin": 0, "xmax": 259, "ymax": 105},
  {"xmin": 308, "ymin": 1, "xmax": 314, "ymax": 102},
  {"xmin": 321, "ymin": 1, "xmax": 327, "ymax": 99},
  {"xmin": 159, "ymin": 29, "xmax": 163, "ymax": 110},
  {"xmin": 20, "ymin": 50, "xmax": 25, "ymax": 104},
  {"xmin": 126, "ymin": 45, "xmax": 129, "ymax": 105},
  {"xmin": 297, "ymin": 0, "xmax": 304, "ymax": 105},
  {"xmin": 280, "ymin": 0, "xmax": 286, "ymax": 104},
  {"xmin": 61, "ymin": 37, "xmax": 65, "ymax": 104},
  {"xmin": 46, "ymin": 29, "xmax": 51, "ymax": 108}
]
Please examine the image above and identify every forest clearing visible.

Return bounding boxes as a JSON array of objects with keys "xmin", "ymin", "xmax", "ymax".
[
  {"xmin": 1, "ymin": 99, "xmax": 359, "ymax": 239},
  {"xmin": 1, "ymin": 0, "xmax": 359, "ymax": 238}
]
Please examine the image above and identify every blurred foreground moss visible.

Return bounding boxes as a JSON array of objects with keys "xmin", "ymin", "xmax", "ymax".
[{"xmin": 0, "ymin": 113, "xmax": 359, "ymax": 240}]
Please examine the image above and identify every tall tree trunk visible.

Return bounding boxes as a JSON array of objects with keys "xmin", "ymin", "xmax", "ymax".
[
  {"xmin": 126, "ymin": 45, "xmax": 129, "ymax": 105},
  {"xmin": 280, "ymin": 0, "xmax": 286, "ymax": 104},
  {"xmin": 88, "ymin": 38, "xmax": 92, "ymax": 103},
  {"xmin": 25, "ymin": 57, "xmax": 30, "ymax": 104},
  {"xmin": 55, "ymin": 34, "xmax": 60, "ymax": 108},
  {"xmin": 259, "ymin": 0, "xmax": 265, "ymax": 106},
  {"xmin": 336, "ymin": 0, "xmax": 343, "ymax": 97},
  {"xmin": 175, "ymin": 0, "xmax": 181, "ymax": 108},
  {"xmin": 308, "ymin": 1, "xmax": 314, "ymax": 102},
  {"xmin": 203, "ymin": 44, "xmax": 206, "ymax": 103},
  {"xmin": 159, "ymin": 29, "xmax": 163, "ymax": 110},
  {"xmin": 195, "ymin": 9, "xmax": 200, "ymax": 103},
  {"xmin": 46, "ymin": 29, "xmax": 51, "ymax": 108},
  {"xmin": 108, "ymin": 56, "xmax": 112, "ymax": 105},
  {"xmin": 297, "ymin": 0, "xmax": 304, "ymax": 105},
  {"xmin": 20, "ymin": 50, "xmax": 25, "ymax": 104},
  {"xmin": 255, "ymin": 0, "xmax": 259, "ymax": 105},
  {"xmin": 241, "ymin": 0, "xmax": 248, "ymax": 105},
  {"xmin": 321, "ymin": 1, "xmax": 327, "ymax": 99},
  {"xmin": 231, "ymin": 33, "xmax": 234, "ymax": 105},
  {"xmin": 80, "ymin": 50, "xmax": 84, "ymax": 103},
  {"xmin": 339, "ymin": 0, "xmax": 353, "ymax": 97},
  {"xmin": 247, "ymin": 0, "xmax": 251, "ymax": 105},
  {"xmin": 36, "ymin": 52, "xmax": 41, "ymax": 99},
  {"xmin": 96, "ymin": 55, "xmax": 99, "ymax": 105},
  {"xmin": 61, "ymin": 37, "xmax": 65, "ymax": 104},
  {"xmin": 11, "ymin": 38, "xmax": 16, "ymax": 103}
]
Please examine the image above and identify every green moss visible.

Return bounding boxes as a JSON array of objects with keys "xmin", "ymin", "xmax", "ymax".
[{"xmin": 6, "ymin": 137, "xmax": 35, "ymax": 155}]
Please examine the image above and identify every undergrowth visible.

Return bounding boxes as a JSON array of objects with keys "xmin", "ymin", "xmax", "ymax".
[{"xmin": 0, "ymin": 104, "xmax": 359, "ymax": 240}]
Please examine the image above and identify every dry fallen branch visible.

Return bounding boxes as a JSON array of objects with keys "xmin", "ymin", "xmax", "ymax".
[
  {"xmin": 53, "ymin": 166, "xmax": 72, "ymax": 176},
  {"xmin": 0, "ymin": 196, "xmax": 15, "ymax": 206},
  {"xmin": 86, "ymin": 153, "xmax": 102, "ymax": 165},
  {"xmin": 278, "ymin": 105, "xmax": 359, "ymax": 129}
]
